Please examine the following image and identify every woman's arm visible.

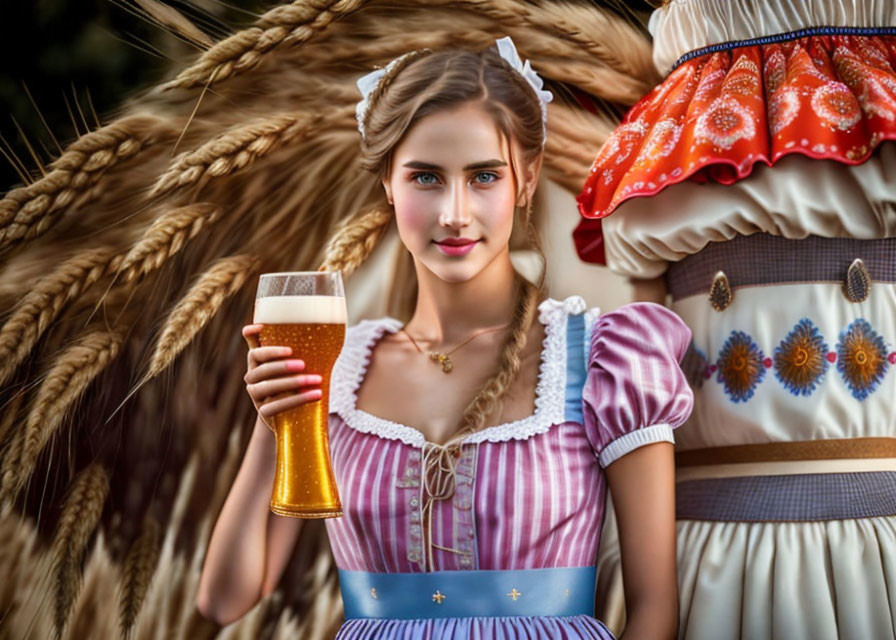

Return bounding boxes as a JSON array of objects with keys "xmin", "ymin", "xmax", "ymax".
[
  {"xmin": 196, "ymin": 415, "xmax": 304, "ymax": 625},
  {"xmin": 197, "ymin": 325, "xmax": 322, "ymax": 625},
  {"xmin": 605, "ymin": 441, "xmax": 678, "ymax": 640}
]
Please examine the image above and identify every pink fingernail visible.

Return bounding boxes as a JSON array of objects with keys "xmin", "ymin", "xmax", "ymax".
[{"xmin": 285, "ymin": 360, "xmax": 303, "ymax": 371}]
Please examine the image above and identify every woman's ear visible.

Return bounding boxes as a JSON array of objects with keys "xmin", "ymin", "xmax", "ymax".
[
  {"xmin": 382, "ymin": 178, "xmax": 394, "ymax": 205},
  {"xmin": 518, "ymin": 154, "xmax": 543, "ymax": 208}
]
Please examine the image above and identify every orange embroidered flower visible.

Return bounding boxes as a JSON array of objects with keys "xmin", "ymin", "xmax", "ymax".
[
  {"xmin": 836, "ymin": 319, "xmax": 888, "ymax": 400},
  {"xmin": 774, "ymin": 319, "xmax": 828, "ymax": 396},
  {"xmin": 717, "ymin": 331, "xmax": 766, "ymax": 403}
]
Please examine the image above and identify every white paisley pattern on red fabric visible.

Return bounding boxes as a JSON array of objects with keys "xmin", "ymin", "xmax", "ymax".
[{"xmin": 575, "ymin": 33, "xmax": 896, "ymax": 265}]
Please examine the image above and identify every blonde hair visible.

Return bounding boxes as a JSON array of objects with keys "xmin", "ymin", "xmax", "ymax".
[{"xmin": 322, "ymin": 43, "xmax": 547, "ymax": 437}]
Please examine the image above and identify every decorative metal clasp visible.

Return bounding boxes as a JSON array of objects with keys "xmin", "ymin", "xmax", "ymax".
[
  {"xmin": 709, "ymin": 270, "xmax": 733, "ymax": 311},
  {"xmin": 843, "ymin": 258, "xmax": 871, "ymax": 303}
]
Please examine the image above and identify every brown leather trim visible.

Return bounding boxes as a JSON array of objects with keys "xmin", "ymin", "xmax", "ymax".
[{"xmin": 676, "ymin": 438, "xmax": 896, "ymax": 466}]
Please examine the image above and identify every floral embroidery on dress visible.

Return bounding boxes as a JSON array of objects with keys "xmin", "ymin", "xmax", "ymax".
[
  {"xmin": 836, "ymin": 319, "xmax": 889, "ymax": 401},
  {"xmin": 716, "ymin": 331, "xmax": 766, "ymax": 403},
  {"xmin": 774, "ymin": 319, "xmax": 829, "ymax": 397},
  {"xmin": 683, "ymin": 319, "xmax": 894, "ymax": 402}
]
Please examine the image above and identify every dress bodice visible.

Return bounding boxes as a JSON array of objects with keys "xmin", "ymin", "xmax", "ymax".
[{"xmin": 323, "ymin": 298, "xmax": 693, "ymax": 573}]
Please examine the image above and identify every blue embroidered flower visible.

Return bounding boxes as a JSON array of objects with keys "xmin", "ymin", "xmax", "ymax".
[
  {"xmin": 680, "ymin": 340, "xmax": 709, "ymax": 389},
  {"xmin": 774, "ymin": 318, "xmax": 828, "ymax": 396},
  {"xmin": 836, "ymin": 319, "xmax": 889, "ymax": 401},
  {"xmin": 717, "ymin": 331, "xmax": 765, "ymax": 403}
]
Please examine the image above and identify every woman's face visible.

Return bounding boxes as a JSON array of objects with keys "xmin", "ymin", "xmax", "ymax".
[{"xmin": 383, "ymin": 102, "xmax": 534, "ymax": 284}]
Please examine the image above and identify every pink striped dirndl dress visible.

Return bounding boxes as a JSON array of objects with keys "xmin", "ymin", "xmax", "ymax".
[{"xmin": 323, "ymin": 296, "xmax": 694, "ymax": 639}]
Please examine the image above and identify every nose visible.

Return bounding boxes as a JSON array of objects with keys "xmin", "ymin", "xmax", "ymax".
[{"xmin": 437, "ymin": 182, "xmax": 472, "ymax": 230}]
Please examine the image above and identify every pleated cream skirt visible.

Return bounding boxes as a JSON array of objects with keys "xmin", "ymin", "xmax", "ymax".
[{"xmin": 596, "ymin": 491, "xmax": 896, "ymax": 639}]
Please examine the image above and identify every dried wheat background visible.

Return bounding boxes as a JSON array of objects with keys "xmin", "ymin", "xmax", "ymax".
[{"xmin": 0, "ymin": 1, "xmax": 655, "ymax": 638}]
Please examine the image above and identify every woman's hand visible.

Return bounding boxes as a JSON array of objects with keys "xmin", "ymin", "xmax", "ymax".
[{"xmin": 242, "ymin": 324, "xmax": 323, "ymax": 430}]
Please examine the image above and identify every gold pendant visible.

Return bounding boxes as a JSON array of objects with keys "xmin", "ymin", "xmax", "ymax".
[{"xmin": 428, "ymin": 352, "xmax": 453, "ymax": 373}]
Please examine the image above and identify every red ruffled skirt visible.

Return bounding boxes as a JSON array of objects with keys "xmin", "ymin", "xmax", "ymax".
[{"xmin": 574, "ymin": 30, "xmax": 896, "ymax": 265}]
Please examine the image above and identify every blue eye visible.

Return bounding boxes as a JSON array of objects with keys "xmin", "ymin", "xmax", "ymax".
[
  {"xmin": 473, "ymin": 171, "xmax": 498, "ymax": 184},
  {"xmin": 412, "ymin": 172, "xmax": 439, "ymax": 185}
]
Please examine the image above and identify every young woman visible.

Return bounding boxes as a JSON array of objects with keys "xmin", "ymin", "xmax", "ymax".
[{"xmin": 197, "ymin": 37, "xmax": 693, "ymax": 639}]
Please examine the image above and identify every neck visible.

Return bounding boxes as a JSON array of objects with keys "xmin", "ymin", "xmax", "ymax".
[{"xmin": 407, "ymin": 249, "xmax": 520, "ymax": 345}]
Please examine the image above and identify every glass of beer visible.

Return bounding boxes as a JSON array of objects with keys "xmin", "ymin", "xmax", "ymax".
[{"xmin": 253, "ymin": 272, "xmax": 347, "ymax": 518}]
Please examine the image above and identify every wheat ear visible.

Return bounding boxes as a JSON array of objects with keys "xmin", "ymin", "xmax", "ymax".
[
  {"xmin": 150, "ymin": 110, "xmax": 353, "ymax": 197},
  {"xmin": 164, "ymin": 0, "xmax": 364, "ymax": 90},
  {"xmin": 0, "ymin": 248, "xmax": 123, "ymax": 388},
  {"xmin": 319, "ymin": 208, "xmax": 393, "ymax": 274},
  {"xmin": 143, "ymin": 254, "xmax": 260, "ymax": 382},
  {"xmin": 0, "ymin": 330, "xmax": 122, "ymax": 502},
  {"xmin": 119, "ymin": 515, "xmax": 160, "ymax": 639},
  {"xmin": 51, "ymin": 463, "xmax": 109, "ymax": 639},
  {"xmin": 0, "ymin": 115, "xmax": 167, "ymax": 250},
  {"xmin": 117, "ymin": 203, "xmax": 221, "ymax": 283}
]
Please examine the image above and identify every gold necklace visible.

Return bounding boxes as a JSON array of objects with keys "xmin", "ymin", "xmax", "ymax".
[{"xmin": 401, "ymin": 324, "xmax": 507, "ymax": 373}]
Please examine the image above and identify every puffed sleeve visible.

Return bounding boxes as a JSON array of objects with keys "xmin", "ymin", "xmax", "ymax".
[{"xmin": 583, "ymin": 302, "xmax": 694, "ymax": 468}]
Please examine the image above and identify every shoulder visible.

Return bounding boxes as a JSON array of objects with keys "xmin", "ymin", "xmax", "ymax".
[
  {"xmin": 590, "ymin": 302, "xmax": 692, "ymax": 362},
  {"xmin": 537, "ymin": 295, "xmax": 600, "ymax": 333},
  {"xmin": 345, "ymin": 316, "xmax": 403, "ymax": 344},
  {"xmin": 336, "ymin": 317, "xmax": 402, "ymax": 375}
]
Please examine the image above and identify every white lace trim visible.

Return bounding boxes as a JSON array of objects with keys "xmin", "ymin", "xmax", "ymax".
[
  {"xmin": 598, "ymin": 423, "xmax": 675, "ymax": 468},
  {"xmin": 331, "ymin": 296, "xmax": 590, "ymax": 446},
  {"xmin": 331, "ymin": 318, "xmax": 426, "ymax": 447}
]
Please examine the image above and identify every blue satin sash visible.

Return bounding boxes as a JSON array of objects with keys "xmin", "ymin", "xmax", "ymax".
[{"xmin": 339, "ymin": 566, "xmax": 596, "ymax": 619}]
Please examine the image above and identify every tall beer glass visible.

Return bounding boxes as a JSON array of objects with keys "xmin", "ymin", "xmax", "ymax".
[{"xmin": 253, "ymin": 272, "xmax": 346, "ymax": 518}]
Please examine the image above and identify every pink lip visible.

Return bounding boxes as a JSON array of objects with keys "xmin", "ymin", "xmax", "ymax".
[{"xmin": 434, "ymin": 238, "xmax": 479, "ymax": 256}]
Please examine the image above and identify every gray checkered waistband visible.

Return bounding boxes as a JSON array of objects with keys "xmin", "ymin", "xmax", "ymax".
[
  {"xmin": 676, "ymin": 472, "xmax": 896, "ymax": 522},
  {"xmin": 667, "ymin": 234, "xmax": 896, "ymax": 301}
]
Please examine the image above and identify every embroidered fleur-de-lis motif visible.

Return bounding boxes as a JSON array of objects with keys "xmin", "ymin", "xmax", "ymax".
[
  {"xmin": 506, "ymin": 588, "xmax": 522, "ymax": 601},
  {"xmin": 432, "ymin": 590, "xmax": 446, "ymax": 604},
  {"xmin": 370, "ymin": 588, "xmax": 378, "ymax": 600},
  {"xmin": 709, "ymin": 270, "xmax": 733, "ymax": 311},
  {"xmin": 843, "ymin": 258, "xmax": 871, "ymax": 302}
]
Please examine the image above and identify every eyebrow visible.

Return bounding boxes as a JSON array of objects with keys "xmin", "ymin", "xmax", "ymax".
[{"xmin": 402, "ymin": 159, "xmax": 508, "ymax": 171}]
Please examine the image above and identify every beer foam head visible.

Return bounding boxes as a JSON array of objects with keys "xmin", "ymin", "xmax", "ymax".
[{"xmin": 254, "ymin": 295, "xmax": 347, "ymax": 324}]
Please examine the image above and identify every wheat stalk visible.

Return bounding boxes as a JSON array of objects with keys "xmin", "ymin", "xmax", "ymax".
[
  {"xmin": 119, "ymin": 516, "xmax": 161, "ymax": 639},
  {"xmin": 143, "ymin": 254, "xmax": 260, "ymax": 382},
  {"xmin": 0, "ymin": 115, "xmax": 169, "ymax": 250},
  {"xmin": 0, "ymin": 247, "xmax": 123, "ymax": 388},
  {"xmin": 51, "ymin": 464, "xmax": 110, "ymax": 639},
  {"xmin": 0, "ymin": 330, "xmax": 122, "ymax": 502}
]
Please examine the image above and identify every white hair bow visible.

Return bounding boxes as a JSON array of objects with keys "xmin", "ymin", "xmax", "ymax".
[
  {"xmin": 494, "ymin": 36, "xmax": 553, "ymax": 136},
  {"xmin": 355, "ymin": 36, "xmax": 553, "ymax": 141}
]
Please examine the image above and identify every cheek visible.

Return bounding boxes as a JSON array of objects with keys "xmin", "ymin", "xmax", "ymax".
[
  {"xmin": 479, "ymin": 183, "xmax": 517, "ymax": 236},
  {"xmin": 392, "ymin": 185, "xmax": 432, "ymax": 242}
]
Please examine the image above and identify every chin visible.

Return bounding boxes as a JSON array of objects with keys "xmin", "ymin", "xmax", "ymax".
[{"xmin": 426, "ymin": 260, "xmax": 484, "ymax": 284}]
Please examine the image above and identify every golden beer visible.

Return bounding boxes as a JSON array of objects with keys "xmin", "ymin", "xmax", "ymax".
[{"xmin": 254, "ymin": 293, "xmax": 346, "ymax": 518}]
